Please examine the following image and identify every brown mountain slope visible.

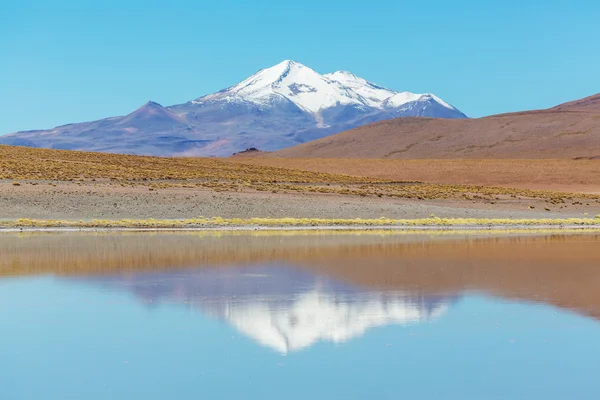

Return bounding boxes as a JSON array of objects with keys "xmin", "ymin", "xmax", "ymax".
[
  {"xmin": 551, "ymin": 93, "xmax": 600, "ymax": 112},
  {"xmin": 272, "ymin": 93, "xmax": 600, "ymax": 159}
]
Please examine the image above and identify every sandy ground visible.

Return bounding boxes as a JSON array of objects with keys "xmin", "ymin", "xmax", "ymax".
[
  {"xmin": 1, "ymin": 181, "xmax": 598, "ymax": 221},
  {"xmin": 232, "ymin": 158, "xmax": 600, "ymax": 193}
]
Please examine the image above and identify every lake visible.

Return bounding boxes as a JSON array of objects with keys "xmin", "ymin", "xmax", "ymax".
[{"xmin": 1, "ymin": 231, "xmax": 600, "ymax": 399}]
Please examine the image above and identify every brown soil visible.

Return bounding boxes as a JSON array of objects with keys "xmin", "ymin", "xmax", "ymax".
[
  {"xmin": 233, "ymin": 158, "xmax": 600, "ymax": 193},
  {"xmin": 3, "ymin": 180, "xmax": 597, "ymax": 221},
  {"xmin": 1, "ymin": 145, "xmax": 599, "ymax": 221},
  {"xmin": 269, "ymin": 93, "xmax": 600, "ymax": 160}
]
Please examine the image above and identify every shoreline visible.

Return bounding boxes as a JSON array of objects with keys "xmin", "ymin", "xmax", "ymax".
[{"xmin": 2, "ymin": 222, "xmax": 600, "ymax": 233}]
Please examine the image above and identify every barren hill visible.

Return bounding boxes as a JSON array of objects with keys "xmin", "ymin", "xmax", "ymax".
[{"xmin": 272, "ymin": 93, "xmax": 600, "ymax": 159}]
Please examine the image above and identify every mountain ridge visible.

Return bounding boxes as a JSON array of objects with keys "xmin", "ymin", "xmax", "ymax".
[
  {"xmin": 0, "ymin": 60, "xmax": 466, "ymax": 157},
  {"xmin": 269, "ymin": 92, "xmax": 600, "ymax": 159}
]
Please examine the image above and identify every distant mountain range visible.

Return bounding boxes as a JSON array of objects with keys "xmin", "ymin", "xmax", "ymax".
[
  {"xmin": 0, "ymin": 60, "xmax": 466, "ymax": 157},
  {"xmin": 271, "ymin": 93, "xmax": 600, "ymax": 159}
]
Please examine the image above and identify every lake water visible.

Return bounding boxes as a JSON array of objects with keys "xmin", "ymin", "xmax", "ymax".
[{"xmin": 1, "ymin": 231, "xmax": 600, "ymax": 399}]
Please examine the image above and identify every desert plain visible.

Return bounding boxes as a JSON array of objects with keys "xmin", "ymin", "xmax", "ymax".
[{"xmin": 0, "ymin": 145, "xmax": 599, "ymax": 229}]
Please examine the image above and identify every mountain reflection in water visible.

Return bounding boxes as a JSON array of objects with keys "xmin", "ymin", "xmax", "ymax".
[
  {"xmin": 3, "ymin": 231, "xmax": 600, "ymax": 400},
  {"xmin": 2, "ymin": 230, "xmax": 600, "ymax": 348},
  {"xmin": 67, "ymin": 266, "xmax": 457, "ymax": 353}
]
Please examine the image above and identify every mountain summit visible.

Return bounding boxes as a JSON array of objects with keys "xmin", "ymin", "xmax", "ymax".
[
  {"xmin": 0, "ymin": 60, "xmax": 466, "ymax": 156},
  {"xmin": 197, "ymin": 60, "xmax": 369, "ymax": 113},
  {"xmin": 194, "ymin": 60, "xmax": 463, "ymax": 117}
]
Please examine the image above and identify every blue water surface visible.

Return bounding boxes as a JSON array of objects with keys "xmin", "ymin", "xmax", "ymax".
[{"xmin": 1, "ymin": 263, "xmax": 599, "ymax": 400}]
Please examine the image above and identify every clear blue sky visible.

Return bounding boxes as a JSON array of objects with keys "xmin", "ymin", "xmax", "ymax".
[{"xmin": 2, "ymin": 0, "xmax": 599, "ymax": 134}]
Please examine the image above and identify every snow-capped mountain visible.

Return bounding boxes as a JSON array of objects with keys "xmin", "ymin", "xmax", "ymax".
[
  {"xmin": 196, "ymin": 61, "xmax": 370, "ymax": 113},
  {"xmin": 0, "ymin": 60, "xmax": 467, "ymax": 157},
  {"xmin": 68, "ymin": 265, "xmax": 457, "ymax": 354}
]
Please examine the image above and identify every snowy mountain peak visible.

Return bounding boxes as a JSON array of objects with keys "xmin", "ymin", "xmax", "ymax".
[
  {"xmin": 198, "ymin": 60, "xmax": 364, "ymax": 113},
  {"xmin": 420, "ymin": 93, "xmax": 457, "ymax": 110},
  {"xmin": 242, "ymin": 59, "xmax": 313, "ymax": 88},
  {"xmin": 1, "ymin": 60, "xmax": 466, "ymax": 157},
  {"xmin": 324, "ymin": 70, "xmax": 377, "ymax": 89},
  {"xmin": 271, "ymin": 59, "xmax": 304, "ymax": 70},
  {"xmin": 195, "ymin": 60, "xmax": 460, "ymax": 115},
  {"xmin": 383, "ymin": 92, "xmax": 423, "ymax": 108},
  {"xmin": 325, "ymin": 70, "xmax": 363, "ymax": 83},
  {"xmin": 324, "ymin": 70, "xmax": 397, "ymax": 106}
]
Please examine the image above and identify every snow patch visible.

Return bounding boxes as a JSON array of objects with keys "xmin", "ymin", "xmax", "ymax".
[{"xmin": 193, "ymin": 60, "xmax": 458, "ymax": 116}]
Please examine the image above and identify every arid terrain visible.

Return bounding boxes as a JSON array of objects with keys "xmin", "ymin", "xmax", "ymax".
[
  {"xmin": 232, "ymin": 158, "xmax": 600, "ymax": 193},
  {"xmin": 1, "ymin": 145, "xmax": 600, "ymax": 224},
  {"xmin": 268, "ymin": 93, "xmax": 600, "ymax": 160}
]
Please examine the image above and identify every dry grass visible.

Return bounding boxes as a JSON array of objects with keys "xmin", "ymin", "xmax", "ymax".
[
  {"xmin": 3, "ymin": 216, "xmax": 600, "ymax": 229},
  {"xmin": 0, "ymin": 145, "xmax": 374, "ymax": 184},
  {"xmin": 3, "ymin": 145, "xmax": 600, "ymax": 204}
]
